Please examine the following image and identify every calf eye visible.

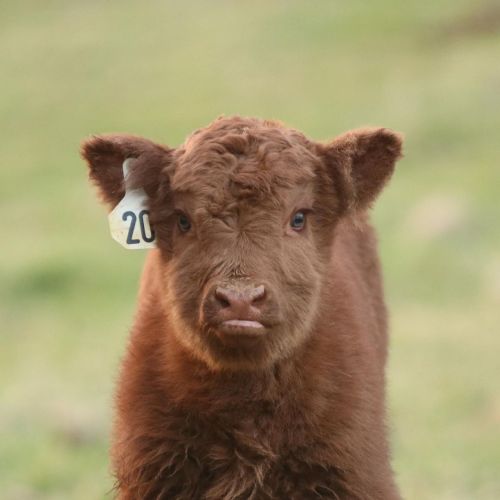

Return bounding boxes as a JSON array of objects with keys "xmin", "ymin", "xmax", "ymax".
[
  {"xmin": 290, "ymin": 211, "xmax": 306, "ymax": 231},
  {"xmin": 177, "ymin": 213, "xmax": 191, "ymax": 233}
]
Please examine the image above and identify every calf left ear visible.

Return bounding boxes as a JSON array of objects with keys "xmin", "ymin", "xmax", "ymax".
[
  {"xmin": 80, "ymin": 134, "xmax": 172, "ymax": 209},
  {"xmin": 320, "ymin": 127, "xmax": 403, "ymax": 213}
]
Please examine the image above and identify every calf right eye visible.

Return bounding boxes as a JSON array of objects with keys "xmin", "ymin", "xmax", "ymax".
[
  {"xmin": 177, "ymin": 213, "xmax": 191, "ymax": 233},
  {"xmin": 290, "ymin": 211, "xmax": 306, "ymax": 231}
]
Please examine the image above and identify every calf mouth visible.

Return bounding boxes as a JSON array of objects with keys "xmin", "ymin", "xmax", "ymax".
[
  {"xmin": 201, "ymin": 315, "xmax": 283, "ymax": 368},
  {"xmin": 218, "ymin": 319, "xmax": 266, "ymax": 338}
]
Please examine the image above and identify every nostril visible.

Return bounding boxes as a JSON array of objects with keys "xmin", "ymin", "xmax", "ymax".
[
  {"xmin": 215, "ymin": 287, "xmax": 232, "ymax": 308},
  {"xmin": 219, "ymin": 297, "xmax": 230, "ymax": 308},
  {"xmin": 250, "ymin": 285, "xmax": 266, "ymax": 304}
]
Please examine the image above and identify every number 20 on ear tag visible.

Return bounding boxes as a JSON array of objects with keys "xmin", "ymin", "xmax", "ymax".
[{"xmin": 108, "ymin": 158, "xmax": 157, "ymax": 249}]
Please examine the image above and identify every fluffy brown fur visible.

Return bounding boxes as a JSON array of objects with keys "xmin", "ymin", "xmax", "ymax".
[{"xmin": 81, "ymin": 116, "xmax": 403, "ymax": 499}]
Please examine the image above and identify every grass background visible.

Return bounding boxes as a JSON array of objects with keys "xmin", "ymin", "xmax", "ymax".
[{"xmin": 1, "ymin": 0, "xmax": 499, "ymax": 498}]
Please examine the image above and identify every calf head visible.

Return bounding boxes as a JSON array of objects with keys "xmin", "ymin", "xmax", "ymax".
[{"xmin": 82, "ymin": 117, "xmax": 402, "ymax": 371}]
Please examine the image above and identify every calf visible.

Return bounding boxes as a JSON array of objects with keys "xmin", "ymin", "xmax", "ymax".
[{"xmin": 81, "ymin": 116, "xmax": 403, "ymax": 499}]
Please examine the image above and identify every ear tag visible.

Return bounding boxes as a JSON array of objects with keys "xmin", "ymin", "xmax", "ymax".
[{"xmin": 108, "ymin": 158, "xmax": 157, "ymax": 249}]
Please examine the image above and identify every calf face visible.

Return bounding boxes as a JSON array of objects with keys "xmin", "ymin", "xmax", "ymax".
[{"xmin": 82, "ymin": 116, "xmax": 401, "ymax": 371}]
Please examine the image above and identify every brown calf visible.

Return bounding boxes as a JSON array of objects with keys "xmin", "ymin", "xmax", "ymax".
[{"xmin": 81, "ymin": 116, "xmax": 403, "ymax": 499}]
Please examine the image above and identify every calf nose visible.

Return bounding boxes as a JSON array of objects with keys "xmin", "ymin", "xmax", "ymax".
[{"xmin": 214, "ymin": 284, "xmax": 266, "ymax": 318}]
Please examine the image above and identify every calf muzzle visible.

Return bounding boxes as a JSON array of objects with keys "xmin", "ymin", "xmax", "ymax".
[{"xmin": 203, "ymin": 281, "xmax": 271, "ymax": 335}]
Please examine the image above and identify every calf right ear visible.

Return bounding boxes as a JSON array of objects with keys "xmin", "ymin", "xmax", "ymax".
[
  {"xmin": 80, "ymin": 134, "xmax": 172, "ymax": 209},
  {"xmin": 320, "ymin": 127, "xmax": 403, "ymax": 213}
]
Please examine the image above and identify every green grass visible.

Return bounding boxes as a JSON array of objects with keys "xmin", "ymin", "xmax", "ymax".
[{"xmin": 1, "ymin": 0, "xmax": 499, "ymax": 498}]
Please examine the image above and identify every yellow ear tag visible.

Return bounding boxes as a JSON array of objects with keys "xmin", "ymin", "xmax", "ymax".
[{"xmin": 108, "ymin": 158, "xmax": 157, "ymax": 249}]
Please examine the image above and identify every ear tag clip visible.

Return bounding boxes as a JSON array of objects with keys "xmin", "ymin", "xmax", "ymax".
[{"xmin": 108, "ymin": 158, "xmax": 157, "ymax": 249}]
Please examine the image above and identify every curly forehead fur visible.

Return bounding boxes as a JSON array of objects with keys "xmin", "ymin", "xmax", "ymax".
[{"xmin": 171, "ymin": 116, "xmax": 320, "ymax": 203}]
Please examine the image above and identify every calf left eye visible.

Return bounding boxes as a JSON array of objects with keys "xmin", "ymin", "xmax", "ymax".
[
  {"xmin": 177, "ymin": 213, "xmax": 192, "ymax": 233},
  {"xmin": 290, "ymin": 211, "xmax": 306, "ymax": 231}
]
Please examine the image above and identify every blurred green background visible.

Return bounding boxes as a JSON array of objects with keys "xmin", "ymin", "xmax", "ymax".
[{"xmin": 1, "ymin": 0, "xmax": 499, "ymax": 498}]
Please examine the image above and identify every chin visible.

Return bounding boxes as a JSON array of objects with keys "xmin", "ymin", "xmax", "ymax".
[{"xmin": 200, "ymin": 324, "xmax": 281, "ymax": 372}]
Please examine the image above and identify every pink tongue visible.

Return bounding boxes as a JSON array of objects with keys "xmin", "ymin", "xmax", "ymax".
[{"xmin": 223, "ymin": 319, "xmax": 263, "ymax": 328}]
